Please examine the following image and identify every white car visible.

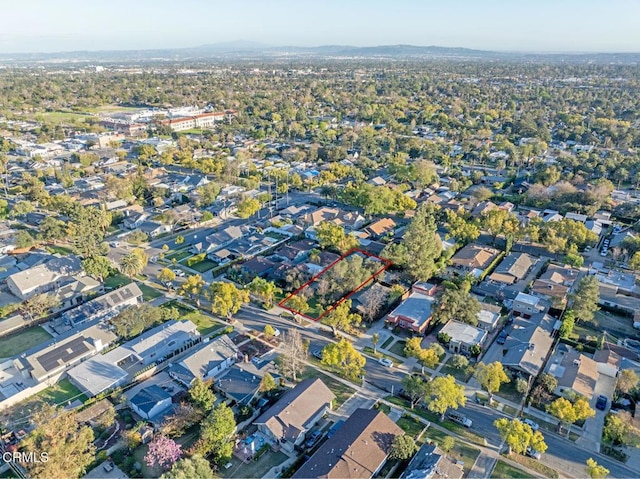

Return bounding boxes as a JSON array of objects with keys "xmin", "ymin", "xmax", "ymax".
[
  {"xmin": 526, "ymin": 447, "xmax": 542, "ymax": 460},
  {"xmin": 272, "ymin": 328, "xmax": 281, "ymax": 337},
  {"xmin": 173, "ymin": 269, "xmax": 186, "ymax": 277},
  {"xmin": 522, "ymin": 418, "xmax": 539, "ymax": 431},
  {"xmin": 378, "ymin": 358, "xmax": 393, "ymax": 368}
]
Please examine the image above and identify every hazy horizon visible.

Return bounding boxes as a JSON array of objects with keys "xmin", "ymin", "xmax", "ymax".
[{"xmin": 2, "ymin": 0, "xmax": 640, "ymax": 55}]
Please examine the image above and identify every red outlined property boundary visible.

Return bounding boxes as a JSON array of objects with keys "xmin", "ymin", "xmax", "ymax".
[{"xmin": 278, "ymin": 248, "xmax": 392, "ymax": 322}]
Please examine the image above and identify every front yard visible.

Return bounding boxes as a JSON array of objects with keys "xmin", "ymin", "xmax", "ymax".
[
  {"xmin": 222, "ymin": 450, "xmax": 289, "ymax": 479},
  {"xmin": 422, "ymin": 426, "xmax": 481, "ymax": 475},
  {"xmin": 36, "ymin": 378, "xmax": 87, "ymax": 405},
  {"xmin": 299, "ymin": 367, "xmax": 356, "ymax": 408},
  {"xmin": 0, "ymin": 326, "xmax": 52, "ymax": 358}
]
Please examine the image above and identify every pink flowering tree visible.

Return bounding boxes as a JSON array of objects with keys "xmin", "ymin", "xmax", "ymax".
[{"xmin": 144, "ymin": 434, "xmax": 182, "ymax": 470}]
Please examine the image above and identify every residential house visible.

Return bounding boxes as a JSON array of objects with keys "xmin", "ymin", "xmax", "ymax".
[
  {"xmin": 195, "ymin": 225, "xmax": 247, "ymax": 255},
  {"xmin": 365, "ymin": 218, "xmax": 397, "ymax": 239},
  {"xmin": 476, "ymin": 303, "xmax": 502, "ymax": 331},
  {"xmin": 273, "ymin": 239, "xmax": 316, "ymax": 262},
  {"xmin": 254, "ymin": 378, "xmax": 335, "ymax": 452},
  {"xmin": 216, "ymin": 361, "xmax": 281, "ymax": 406},
  {"xmin": 512, "ymin": 292, "xmax": 543, "ymax": 319},
  {"xmin": 168, "ymin": 335, "xmax": 239, "ymax": 388},
  {"xmin": 55, "ymin": 275, "xmax": 102, "ymax": 310},
  {"xmin": 400, "ymin": 442, "xmax": 464, "ymax": 479},
  {"xmin": 531, "ymin": 264, "xmax": 580, "ymax": 308},
  {"xmin": 68, "ymin": 320, "xmax": 200, "ymax": 397},
  {"xmin": 450, "ymin": 244, "xmax": 501, "ymax": 278},
  {"xmin": 63, "ymin": 283, "xmax": 143, "ymax": 328},
  {"xmin": 292, "ymin": 408, "xmax": 403, "ymax": 479},
  {"xmin": 352, "ymin": 282, "xmax": 392, "ymax": 320},
  {"xmin": 546, "ymin": 345, "xmax": 599, "ymax": 399},
  {"xmin": 471, "ymin": 201, "xmax": 498, "ymax": 218},
  {"xmin": 302, "ymin": 207, "xmax": 366, "ymax": 230},
  {"xmin": 489, "ymin": 253, "xmax": 534, "ymax": 285},
  {"xmin": 439, "ymin": 320, "xmax": 487, "ymax": 354},
  {"xmin": 386, "ymin": 293, "xmax": 436, "ymax": 334},
  {"xmin": 595, "ymin": 269, "xmax": 639, "ymax": 314},
  {"xmin": 137, "ymin": 221, "xmax": 171, "ymax": 238},
  {"xmin": 130, "ymin": 385, "xmax": 172, "ymax": 420},
  {"xmin": 122, "ymin": 210, "xmax": 149, "ymax": 230},
  {"xmin": 500, "ymin": 315, "xmax": 555, "ymax": 380},
  {"xmin": 238, "ymin": 256, "xmax": 278, "ymax": 279},
  {"xmin": 6, "ymin": 256, "xmax": 83, "ymax": 300}
]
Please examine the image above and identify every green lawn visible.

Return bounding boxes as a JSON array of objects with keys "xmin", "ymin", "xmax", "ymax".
[
  {"xmin": 35, "ymin": 111, "xmax": 92, "ymax": 124},
  {"xmin": 498, "ymin": 380, "xmax": 526, "ymax": 404},
  {"xmin": 184, "ymin": 311, "xmax": 225, "ymax": 335},
  {"xmin": 188, "ymin": 259, "xmax": 217, "ymax": 273},
  {"xmin": 168, "ymin": 250, "xmax": 193, "ymax": 262},
  {"xmin": 381, "ymin": 336, "xmax": 395, "ymax": 349},
  {"xmin": 104, "ymin": 273, "xmax": 133, "ymax": 290},
  {"xmin": 45, "ymin": 244, "xmax": 74, "ymax": 256},
  {"xmin": 492, "ymin": 460, "xmax": 530, "ymax": 479},
  {"xmin": 222, "ymin": 450, "xmax": 289, "ymax": 479},
  {"xmin": 422, "ymin": 427, "xmax": 481, "ymax": 474},
  {"xmin": 439, "ymin": 360, "xmax": 475, "ymax": 383},
  {"xmin": 300, "ymin": 367, "xmax": 356, "ymax": 407},
  {"xmin": 385, "ymin": 396, "xmax": 485, "ymax": 446},
  {"xmin": 397, "ymin": 415, "xmax": 426, "ymax": 440},
  {"xmin": 505, "ymin": 453, "xmax": 558, "ymax": 479},
  {"xmin": 388, "ymin": 339, "xmax": 407, "ymax": 357},
  {"xmin": 0, "ymin": 326, "xmax": 52, "ymax": 358},
  {"xmin": 137, "ymin": 282, "xmax": 163, "ymax": 301},
  {"xmin": 161, "ymin": 300, "xmax": 196, "ymax": 316},
  {"xmin": 36, "ymin": 378, "xmax": 87, "ymax": 406}
]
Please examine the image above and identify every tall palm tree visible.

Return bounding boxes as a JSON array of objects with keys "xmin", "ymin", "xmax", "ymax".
[{"xmin": 119, "ymin": 252, "xmax": 144, "ymax": 278}]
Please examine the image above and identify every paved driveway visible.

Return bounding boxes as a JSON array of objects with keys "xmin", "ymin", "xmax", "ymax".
[{"xmin": 576, "ymin": 373, "xmax": 616, "ymax": 451}]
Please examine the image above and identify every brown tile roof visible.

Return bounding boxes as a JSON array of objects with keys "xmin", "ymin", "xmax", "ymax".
[
  {"xmin": 293, "ymin": 408, "xmax": 403, "ymax": 479},
  {"xmin": 451, "ymin": 244, "xmax": 500, "ymax": 270},
  {"xmin": 556, "ymin": 351, "xmax": 599, "ymax": 397},
  {"xmin": 254, "ymin": 378, "xmax": 335, "ymax": 443},
  {"xmin": 366, "ymin": 218, "xmax": 396, "ymax": 236}
]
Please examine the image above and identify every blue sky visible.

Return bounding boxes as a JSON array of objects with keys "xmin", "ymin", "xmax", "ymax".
[{"xmin": 1, "ymin": 0, "xmax": 639, "ymax": 53}]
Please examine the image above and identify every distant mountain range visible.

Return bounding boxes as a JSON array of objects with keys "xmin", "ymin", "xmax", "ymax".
[{"xmin": 0, "ymin": 42, "xmax": 638, "ymax": 64}]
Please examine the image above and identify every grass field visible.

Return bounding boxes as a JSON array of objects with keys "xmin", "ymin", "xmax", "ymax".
[
  {"xmin": 184, "ymin": 311, "xmax": 225, "ymax": 335},
  {"xmin": 492, "ymin": 460, "xmax": 530, "ymax": 479},
  {"xmin": 381, "ymin": 335, "xmax": 395, "ymax": 349},
  {"xmin": 104, "ymin": 273, "xmax": 133, "ymax": 290},
  {"xmin": 45, "ymin": 244, "xmax": 74, "ymax": 256},
  {"xmin": 222, "ymin": 450, "xmax": 288, "ymax": 479},
  {"xmin": 389, "ymin": 339, "xmax": 407, "ymax": 357},
  {"xmin": 439, "ymin": 358, "xmax": 475, "ymax": 382},
  {"xmin": 36, "ymin": 378, "xmax": 87, "ymax": 406},
  {"xmin": 35, "ymin": 111, "xmax": 92, "ymax": 124},
  {"xmin": 168, "ymin": 250, "xmax": 192, "ymax": 262},
  {"xmin": 188, "ymin": 258, "xmax": 217, "ymax": 273},
  {"xmin": 505, "ymin": 453, "xmax": 559, "ymax": 478},
  {"xmin": 0, "ymin": 326, "xmax": 52, "ymax": 358},
  {"xmin": 137, "ymin": 283, "xmax": 163, "ymax": 301},
  {"xmin": 397, "ymin": 415, "xmax": 426, "ymax": 440}
]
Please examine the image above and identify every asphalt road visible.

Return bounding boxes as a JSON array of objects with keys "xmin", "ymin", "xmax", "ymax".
[{"xmin": 233, "ymin": 302, "xmax": 638, "ymax": 479}]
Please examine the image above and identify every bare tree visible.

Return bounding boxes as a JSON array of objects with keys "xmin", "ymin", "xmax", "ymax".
[
  {"xmin": 278, "ymin": 329, "xmax": 308, "ymax": 382},
  {"xmin": 359, "ymin": 284, "xmax": 387, "ymax": 321}
]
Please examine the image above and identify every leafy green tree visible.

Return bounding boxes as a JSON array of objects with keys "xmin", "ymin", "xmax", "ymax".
[
  {"xmin": 189, "ymin": 378, "xmax": 216, "ymax": 412},
  {"xmin": 451, "ymin": 354, "xmax": 469, "ymax": 370},
  {"xmin": 482, "ymin": 209, "xmax": 522, "ymax": 242},
  {"xmin": 248, "ymin": 277, "xmax": 281, "ymax": 308},
  {"xmin": 388, "ymin": 435, "xmax": 417, "ymax": 460},
  {"xmin": 433, "ymin": 286, "xmax": 481, "ymax": 325},
  {"xmin": 571, "ymin": 275, "xmax": 600, "ymax": 324},
  {"xmin": 190, "ymin": 403, "xmax": 236, "ymax": 465},
  {"xmin": 321, "ymin": 339, "xmax": 366, "ymax": 380},
  {"xmin": 285, "ymin": 295, "xmax": 309, "ymax": 315},
  {"xmin": 424, "ymin": 375, "xmax": 466, "ymax": 420},
  {"xmin": 602, "ymin": 412, "xmax": 636, "ymax": 446},
  {"xmin": 175, "ymin": 235, "xmax": 185, "ymax": 245},
  {"xmin": 445, "ymin": 210, "xmax": 480, "ymax": 245},
  {"xmin": 475, "ymin": 362, "xmax": 510, "ymax": 403},
  {"xmin": 558, "ymin": 310, "xmax": 576, "ymax": 339},
  {"xmin": 586, "ymin": 458, "xmax": 609, "ymax": 479},
  {"xmin": 21, "ymin": 293, "xmax": 60, "ymax": 321},
  {"xmin": 160, "ymin": 455, "xmax": 214, "ymax": 479},
  {"xmin": 616, "ymin": 369, "xmax": 639, "ymax": 396},
  {"xmin": 15, "ymin": 230, "xmax": 35, "ymax": 249},
  {"xmin": 401, "ymin": 374, "xmax": 431, "ymax": 409},
  {"xmin": 21, "ymin": 404, "xmax": 95, "ymax": 479},
  {"xmin": 67, "ymin": 205, "xmax": 111, "ymax": 258},
  {"xmin": 259, "ymin": 372, "xmax": 278, "ymax": 394},
  {"xmin": 180, "ymin": 274, "xmax": 205, "ymax": 305},
  {"xmin": 119, "ymin": 251, "xmax": 145, "ymax": 278},
  {"xmin": 441, "ymin": 436, "xmax": 455, "ymax": 455},
  {"xmin": 10, "ymin": 200, "xmax": 35, "ymax": 218},
  {"xmin": 39, "ymin": 217, "xmax": 67, "ymax": 242},
  {"xmin": 236, "ymin": 197, "xmax": 260, "ymax": 218},
  {"xmin": 82, "ymin": 255, "xmax": 112, "ymax": 282},
  {"xmin": 372, "ymin": 332, "xmax": 380, "ymax": 353},
  {"xmin": 382, "ymin": 203, "xmax": 442, "ymax": 281},
  {"xmin": 315, "ymin": 221, "xmax": 359, "ymax": 253},
  {"xmin": 207, "ymin": 282, "xmax": 249, "ymax": 320},
  {"xmin": 195, "ymin": 182, "xmax": 221, "ymax": 207},
  {"xmin": 404, "ymin": 337, "xmax": 442, "ymax": 369},
  {"xmin": 321, "ymin": 300, "xmax": 362, "ymax": 336},
  {"xmin": 263, "ymin": 324, "xmax": 276, "ymax": 338},
  {"xmin": 547, "ymin": 397, "xmax": 595, "ymax": 435},
  {"xmin": 159, "ymin": 267, "xmax": 177, "ymax": 284},
  {"xmin": 494, "ymin": 418, "xmax": 547, "ymax": 455}
]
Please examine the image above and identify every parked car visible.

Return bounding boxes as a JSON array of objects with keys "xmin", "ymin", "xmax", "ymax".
[
  {"xmin": 378, "ymin": 358, "xmax": 393, "ymax": 367},
  {"xmin": 526, "ymin": 447, "xmax": 542, "ymax": 460},
  {"xmin": 272, "ymin": 328, "xmax": 281, "ymax": 337},
  {"xmin": 109, "ymin": 241, "xmax": 120, "ymax": 248},
  {"xmin": 327, "ymin": 420, "xmax": 345, "ymax": 438},
  {"xmin": 446, "ymin": 412, "xmax": 472, "ymax": 428},
  {"xmin": 173, "ymin": 268, "xmax": 186, "ymax": 277},
  {"xmin": 312, "ymin": 349, "xmax": 323, "ymax": 360},
  {"xmin": 522, "ymin": 418, "xmax": 539, "ymax": 431},
  {"xmin": 596, "ymin": 395, "xmax": 608, "ymax": 411},
  {"xmin": 497, "ymin": 331, "xmax": 508, "ymax": 345},
  {"xmin": 305, "ymin": 430, "xmax": 323, "ymax": 448}
]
